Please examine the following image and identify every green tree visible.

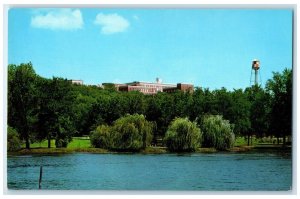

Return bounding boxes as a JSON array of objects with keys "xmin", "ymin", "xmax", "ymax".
[
  {"xmin": 102, "ymin": 83, "xmax": 117, "ymax": 91},
  {"xmin": 189, "ymin": 87, "xmax": 205, "ymax": 121},
  {"xmin": 36, "ymin": 77, "xmax": 76, "ymax": 148},
  {"xmin": 245, "ymin": 85, "xmax": 270, "ymax": 144},
  {"xmin": 266, "ymin": 68, "xmax": 292, "ymax": 144},
  {"xmin": 7, "ymin": 126, "xmax": 22, "ymax": 152},
  {"xmin": 85, "ymin": 95, "xmax": 110, "ymax": 131},
  {"xmin": 164, "ymin": 118, "xmax": 202, "ymax": 152},
  {"xmin": 145, "ymin": 95, "xmax": 161, "ymax": 144},
  {"xmin": 72, "ymin": 92, "xmax": 96, "ymax": 136},
  {"xmin": 212, "ymin": 88, "xmax": 234, "ymax": 119},
  {"xmin": 201, "ymin": 115, "xmax": 235, "ymax": 150},
  {"xmin": 8, "ymin": 63, "xmax": 39, "ymax": 149},
  {"xmin": 156, "ymin": 93, "xmax": 176, "ymax": 138},
  {"xmin": 110, "ymin": 114, "xmax": 153, "ymax": 151},
  {"xmin": 124, "ymin": 91, "xmax": 146, "ymax": 115},
  {"xmin": 172, "ymin": 91, "xmax": 191, "ymax": 118},
  {"xmin": 230, "ymin": 89, "xmax": 251, "ymax": 142},
  {"xmin": 90, "ymin": 125, "xmax": 111, "ymax": 148}
]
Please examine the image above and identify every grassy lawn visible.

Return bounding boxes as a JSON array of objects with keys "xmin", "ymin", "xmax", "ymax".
[
  {"xmin": 27, "ymin": 136, "xmax": 264, "ymax": 149},
  {"xmin": 23, "ymin": 137, "xmax": 91, "ymax": 149},
  {"xmin": 19, "ymin": 136, "xmax": 287, "ymax": 154},
  {"xmin": 28, "ymin": 140, "xmax": 56, "ymax": 148},
  {"xmin": 234, "ymin": 136, "xmax": 259, "ymax": 147},
  {"xmin": 67, "ymin": 137, "xmax": 91, "ymax": 149}
]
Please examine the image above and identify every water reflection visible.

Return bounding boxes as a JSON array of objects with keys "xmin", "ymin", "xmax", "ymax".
[{"xmin": 7, "ymin": 150, "xmax": 292, "ymax": 191}]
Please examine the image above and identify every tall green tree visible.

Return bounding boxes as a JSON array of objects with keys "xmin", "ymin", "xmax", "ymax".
[
  {"xmin": 145, "ymin": 95, "xmax": 161, "ymax": 144},
  {"xmin": 85, "ymin": 95, "xmax": 110, "ymax": 131},
  {"xmin": 156, "ymin": 92, "xmax": 176, "ymax": 138},
  {"xmin": 36, "ymin": 77, "xmax": 76, "ymax": 148},
  {"xmin": 212, "ymin": 87, "xmax": 234, "ymax": 120},
  {"xmin": 72, "ymin": 92, "xmax": 96, "ymax": 135},
  {"xmin": 189, "ymin": 87, "xmax": 205, "ymax": 121},
  {"xmin": 245, "ymin": 85, "xmax": 270, "ymax": 143},
  {"xmin": 230, "ymin": 89, "xmax": 251, "ymax": 143},
  {"xmin": 266, "ymin": 68, "xmax": 292, "ymax": 144},
  {"xmin": 8, "ymin": 63, "xmax": 39, "ymax": 149}
]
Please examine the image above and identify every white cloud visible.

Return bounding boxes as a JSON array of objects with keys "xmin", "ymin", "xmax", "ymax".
[
  {"xmin": 31, "ymin": 9, "xmax": 83, "ymax": 30},
  {"xmin": 94, "ymin": 13, "xmax": 129, "ymax": 34}
]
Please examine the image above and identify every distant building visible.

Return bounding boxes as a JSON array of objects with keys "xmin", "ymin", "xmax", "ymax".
[
  {"xmin": 112, "ymin": 78, "xmax": 194, "ymax": 94},
  {"xmin": 163, "ymin": 83, "xmax": 194, "ymax": 93},
  {"xmin": 70, "ymin": 80, "xmax": 83, "ymax": 85}
]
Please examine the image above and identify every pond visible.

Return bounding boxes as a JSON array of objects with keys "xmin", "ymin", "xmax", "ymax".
[{"xmin": 7, "ymin": 149, "xmax": 292, "ymax": 191}]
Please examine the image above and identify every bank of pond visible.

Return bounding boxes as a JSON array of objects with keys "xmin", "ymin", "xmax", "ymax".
[{"xmin": 9, "ymin": 144, "xmax": 291, "ymax": 156}]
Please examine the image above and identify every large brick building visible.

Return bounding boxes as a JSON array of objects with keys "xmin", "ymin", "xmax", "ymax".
[{"xmin": 106, "ymin": 78, "xmax": 194, "ymax": 95}]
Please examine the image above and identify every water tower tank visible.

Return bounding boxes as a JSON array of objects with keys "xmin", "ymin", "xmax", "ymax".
[
  {"xmin": 250, "ymin": 59, "xmax": 261, "ymax": 86},
  {"xmin": 252, "ymin": 59, "xmax": 260, "ymax": 70}
]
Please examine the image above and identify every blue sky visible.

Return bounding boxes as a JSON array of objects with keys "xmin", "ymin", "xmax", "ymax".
[{"xmin": 8, "ymin": 8, "xmax": 293, "ymax": 90}]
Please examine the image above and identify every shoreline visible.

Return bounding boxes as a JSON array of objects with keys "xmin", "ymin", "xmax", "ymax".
[{"xmin": 8, "ymin": 144, "xmax": 291, "ymax": 156}]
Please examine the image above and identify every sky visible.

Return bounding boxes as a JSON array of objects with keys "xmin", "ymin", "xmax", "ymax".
[{"xmin": 8, "ymin": 8, "xmax": 293, "ymax": 90}]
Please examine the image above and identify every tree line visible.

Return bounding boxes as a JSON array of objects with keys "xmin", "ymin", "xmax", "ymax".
[{"xmin": 7, "ymin": 62, "xmax": 292, "ymax": 150}]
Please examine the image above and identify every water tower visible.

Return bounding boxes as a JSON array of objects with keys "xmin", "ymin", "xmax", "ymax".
[
  {"xmin": 156, "ymin": 77, "xmax": 162, "ymax": 84},
  {"xmin": 250, "ymin": 59, "xmax": 261, "ymax": 86}
]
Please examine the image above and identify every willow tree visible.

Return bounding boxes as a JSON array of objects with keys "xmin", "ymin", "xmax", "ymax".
[
  {"xmin": 201, "ymin": 115, "xmax": 235, "ymax": 150},
  {"xmin": 164, "ymin": 118, "xmax": 202, "ymax": 152},
  {"xmin": 90, "ymin": 125, "xmax": 111, "ymax": 148},
  {"xmin": 110, "ymin": 114, "xmax": 153, "ymax": 151}
]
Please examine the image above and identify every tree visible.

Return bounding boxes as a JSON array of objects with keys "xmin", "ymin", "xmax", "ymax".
[
  {"xmin": 212, "ymin": 87, "xmax": 234, "ymax": 119},
  {"xmin": 156, "ymin": 93, "xmax": 176, "ymax": 138},
  {"xmin": 35, "ymin": 78, "xmax": 54, "ymax": 147},
  {"xmin": 90, "ymin": 125, "xmax": 111, "ymax": 148},
  {"xmin": 230, "ymin": 89, "xmax": 251, "ymax": 143},
  {"xmin": 8, "ymin": 63, "xmax": 39, "ymax": 149},
  {"xmin": 102, "ymin": 83, "xmax": 117, "ymax": 91},
  {"xmin": 145, "ymin": 95, "xmax": 161, "ymax": 144},
  {"xmin": 36, "ymin": 77, "xmax": 76, "ymax": 148},
  {"xmin": 124, "ymin": 91, "xmax": 146, "ymax": 115},
  {"xmin": 201, "ymin": 115, "xmax": 235, "ymax": 150},
  {"xmin": 245, "ymin": 85, "xmax": 270, "ymax": 144},
  {"xmin": 85, "ymin": 95, "xmax": 110, "ymax": 131},
  {"xmin": 164, "ymin": 118, "xmax": 202, "ymax": 152},
  {"xmin": 7, "ymin": 126, "xmax": 22, "ymax": 152},
  {"xmin": 110, "ymin": 114, "xmax": 153, "ymax": 151},
  {"xmin": 172, "ymin": 91, "xmax": 191, "ymax": 118},
  {"xmin": 72, "ymin": 92, "xmax": 96, "ymax": 136},
  {"xmin": 189, "ymin": 87, "xmax": 206, "ymax": 121},
  {"xmin": 266, "ymin": 68, "xmax": 292, "ymax": 144}
]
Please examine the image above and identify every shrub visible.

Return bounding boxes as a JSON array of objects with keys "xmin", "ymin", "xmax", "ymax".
[
  {"xmin": 90, "ymin": 125, "xmax": 111, "ymax": 148},
  {"xmin": 201, "ymin": 115, "xmax": 235, "ymax": 150},
  {"xmin": 110, "ymin": 114, "xmax": 153, "ymax": 151},
  {"xmin": 164, "ymin": 118, "xmax": 202, "ymax": 152},
  {"xmin": 7, "ymin": 126, "xmax": 22, "ymax": 152}
]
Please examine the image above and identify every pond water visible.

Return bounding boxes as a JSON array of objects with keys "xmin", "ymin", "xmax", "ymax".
[{"xmin": 7, "ymin": 149, "xmax": 292, "ymax": 191}]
